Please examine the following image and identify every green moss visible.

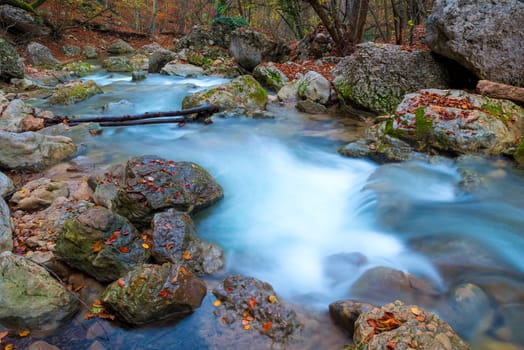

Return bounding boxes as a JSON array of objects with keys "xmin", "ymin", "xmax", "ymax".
[
  {"xmin": 415, "ymin": 107, "xmax": 433, "ymax": 137},
  {"xmin": 515, "ymin": 137, "xmax": 524, "ymax": 165},
  {"xmin": 481, "ymin": 102, "xmax": 508, "ymax": 121}
]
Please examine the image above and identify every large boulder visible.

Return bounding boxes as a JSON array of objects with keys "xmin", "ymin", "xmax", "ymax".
[
  {"xmin": 380, "ymin": 89, "xmax": 523, "ymax": 157},
  {"xmin": 0, "ymin": 131, "xmax": 76, "ymax": 172},
  {"xmin": 49, "ymin": 80, "xmax": 103, "ymax": 105},
  {"xmin": 0, "ymin": 197, "xmax": 12, "ymax": 252},
  {"xmin": 0, "ymin": 251, "xmax": 79, "ymax": 333},
  {"xmin": 253, "ymin": 63, "xmax": 289, "ymax": 92},
  {"xmin": 331, "ymin": 300, "xmax": 470, "ymax": 350},
  {"xmin": 0, "ymin": 5, "xmax": 50, "ymax": 36},
  {"xmin": 297, "ymin": 70, "xmax": 331, "ymax": 105},
  {"xmin": 107, "ymin": 39, "xmax": 135, "ymax": 55},
  {"xmin": 212, "ymin": 275, "xmax": 302, "ymax": 342},
  {"xmin": 182, "ymin": 75, "xmax": 268, "ymax": 111},
  {"xmin": 160, "ymin": 61, "xmax": 204, "ymax": 77},
  {"xmin": 26, "ymin": 42, "xmax": 60, "ymax": 67},
  {"xmin": 90, "ymin": 155, "xmax": 223, "ymax": 227},
  {"xmin": 426, "ymin": 0, "xmax": 524, "ymax": 87},
  {"xmin": 151, "ymin": 209, "xmax": 224, "ymax": 275},
  {"xmin": 229, "ymin": 29, "xmax": 290, "ymax": 71},
  {"xmin": 101, "ymin": 262, "xmax": 207, "ymax": 325},
  {"xmin": 9, "ymin": 178, "xmax": 69, "ymax": 211},
  {"xmin": 148, "ymin": 48, "xmax": 177, "ymax": 73},
  {"xmin": 55, "ymin": 207, "xmax": 150, "ymax": 282},
  {"xmin": 332, "ymin": 43, "xmax": 451, "ymax": 114},
  {"xmin": 0, "ymin": 171, "xmax": 14, "ymax": 198},
  {"xmin": 0, "ymin": 98, "xmax": 52, "ymax": 132},
  {"xmin": 0, "ymin": 38, "xmax": 24, "ymax": 82}
]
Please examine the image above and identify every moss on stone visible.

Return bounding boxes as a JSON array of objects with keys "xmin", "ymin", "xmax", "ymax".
[
  {"xmin": 415, "ymin": 107, "xmax": 433, "ymax": 137},
  {"xmin": 515, "ymin": 137, "xmax": 524, "ymax": 165}
]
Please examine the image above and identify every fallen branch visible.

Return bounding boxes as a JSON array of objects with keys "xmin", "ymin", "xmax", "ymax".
[
  {"xmin": 44, "ymin": 104, "xmax": 220, "ymax": 127},
  {"xmin": 476, "ymin": 80, "xmax": 524, "ymax": 105}
]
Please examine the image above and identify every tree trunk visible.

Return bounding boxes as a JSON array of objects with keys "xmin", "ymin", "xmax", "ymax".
[{"xmin": 476, "ymin": 80, "xmax": 524, "ymax": 105}]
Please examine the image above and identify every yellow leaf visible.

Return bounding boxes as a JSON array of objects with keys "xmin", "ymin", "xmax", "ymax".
[
  {"xmin": 268, "ymin": 295, "xmax": 277, "ymax": 303},
  {"xmin": 18, "ymin": 330, "xmax": 30, "ymax": 337},
  {"xmin": 141, "ymin": 243, "xmax": 149, "ymax": 249},
  {"xmin": 410, "ymin": 307, "xmax": 421, "ymax": 316},
  {"xmin": 5, "ymin": 344, "xmax": 14, "ymax": 350},
  {"xmin": 182, "ymin": 250, "xmax": 191, "ymax": 260},
  {"xmin": 243, "ymin": 324, "xmax": 251, "ymax": 330},
  {"xmin": 93, "ymin": 241, "xmax": 103, "ymax": 253},
  {"xmin": 213, "ymin": 300, "xmax": 221, "ymax": 307}
]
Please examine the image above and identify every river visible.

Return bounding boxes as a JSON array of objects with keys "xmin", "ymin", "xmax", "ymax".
[{"xmin": 27, "ymin": 71, "xmax": 524, "ymax": 349}]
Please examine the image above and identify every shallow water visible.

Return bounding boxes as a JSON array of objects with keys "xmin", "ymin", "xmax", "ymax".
[{"xmin": 22, "ymin": 72, "xmax": 524, "ymax": 349}]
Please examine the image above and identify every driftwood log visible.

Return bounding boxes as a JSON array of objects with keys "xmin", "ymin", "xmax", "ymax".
[
  {"xmin": 44, "ymin": 104, "xmax": 220, "ymax": 127},
  {"xmin": 476, "ymin": 80, "xmax": 524, "ymax": 105}
]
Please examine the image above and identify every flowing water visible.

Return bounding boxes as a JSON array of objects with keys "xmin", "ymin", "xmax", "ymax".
[{"xmin": 25, "ymin": 72, "xmax": 524, "ymax": 349}]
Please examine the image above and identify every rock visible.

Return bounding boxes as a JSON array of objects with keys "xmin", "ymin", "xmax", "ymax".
[
  {"xmin": 210, "ymin": 16, "xmax": 248, "ymax": 48},
  {"xmin": 27, "ymin": 341, "xmax": 61, "ymax": 350},
  {"xmin": 101, "ymin": 262, "xmax": 207, "ymax": 325},
  {"xmin": 328, "ymin": 300, "xmax": 376, "ymax": 337},
  {"xmin": 0, "ymin": 98, "xmax": 52, "ymax": 132},
  {"xmin": 26, "ymin": 69, "xmax": 71, "ymax": 87},
  {"xmin": 296, "ymin": 99, "xmax": 326, "ymax": 114},
  {"xmin": 62, "ymin": 61, "xmax": 96, "ymax": 77},
  {"xmin": 131, "ymin": 71, "xmax": 147, "ymax": 82},
  {"xmin": 352, "ymin": 300, "xmax": 471, "ymax": 350},
  {"xmin": 297, "ymin": 71, "xmax": 331, "ymax": 105},
  {"xmin": 515, "ymin": 139, "xmax": 524, "ymax": 166},
  {"xmin": 61, "ymin": 44, "xmax": 81, "ymax": 57},
  {"xmin": 151, "ymin": 209, "xmax": 224, "ymax": 275},
  {"xmin": 0, "ymin": 5, "xmax": 50, "ymax": 36},
  {"xmin": 295, "ymin": 26, "xmax": 334, "ymax": 60},
  {"xmin": 0, "ymin": 197, "xmax": 12, "ymax": 252},
  {"xmin": 252, "ymin": 63, "xmax": 289, "ymax": 92},
  {"xmin": 175, "ymin": 25, "xmax": 218, "ymax": 50},
  {"xmin": 148, "ymin": 48, "xmax": 177, "ymax": 73},
  {"xmin": 92, "ymin": 155, "xmax": 223, "ymax": 227},
  {"xmin": 49, "ymin": 80, "xmax": 103, "ymax": 105},
  {"xmin": 107, "ymin": 39, "xmax": 135, "ymax": 55},
  {"xmin": 339, "ymin": 135, "xmax": 415, "ymax": 163},
  {"xmin": 182, "ymin": 75, "xmax": 268, "ymax": 111},
  {"xmin": 0, "ymin": 130, "xmax": 76, "ymax": 172},
  {"xmin": 26, "ymin": 42, "xmax": 61, "ymax": 68},
  {"xmin": 55, "ymin": 207, "xmax": 150, "ymax": 282},
  {"xmin": 277, "ymin": 80, "xmax": 300, "ymax": 102},
  {"xmin": 128, "ymin": 53, "xmax": 149, "ymax": 71},
  {"xmin": 212, "ymin": 275, "xmax": 302, "ymax": 342},
  {"xmin": 102, "ymin": 56, "xmax": 133, "ymax": 72},
  {"xmin": 426, "ymin": 0, "xmax": 524, "ymax": 87},
  {"xmin": 0, "ymin": 37, "xmax": 24, "ymax": 82},
  {"xmin": 0, "ymin": 251, "xmax": 79, "ymax": 333},
  {"xmin": 332, "ymin": 42, "xmax": 451, "ymax": 114},
  {"xmin": 139, "ymin": 42, "xmax": 163, "ymax": 54},
  {"xmin": 0, "ymin": 171, "xmax": 14, "ymax": 198},
  {"xmin": 160, "ymin": 61, "xmax": 204, "ymax": 77},
  {"xmin": 229, "ymin": 29, "xmax": 290, "ymax": 71},
  {"xmin": 10, "ymin": 178, "xmax": 69, "ymax": 211},
  {"xmin": 350, "ymin": 266, "xmax": 442, "ymax": 306},
  {"xmin": 83, "ymin": 45, "xmax": 98, "ymax": 59},
  {"xmin": 10, "ymin": 77, "xmax": 39, "ymax": 91},
  {"xmin": 40, "ymin": 122, "xmax": 102, "ymax": 145},
  {"xmin": 379, "ymin": 89, "xmax": 523, "ymax": 157}
]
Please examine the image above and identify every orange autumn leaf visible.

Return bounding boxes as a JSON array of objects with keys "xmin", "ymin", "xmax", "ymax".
[
  {"xmin": 93, "ymin": 241, "xmax": 103, "ymax": 252},
  {"xmin": 119, "ymin": 246, "xmax": 129, "ymax": 253},
  {"xmin": 105, "ymin": 231, "xmax": 120, "ymax": 245},
  {"xmin": 248, "ymin": 297, "xmax": 256, "ymax": 310},
  {"xmin": 158, "ymin": 289, "xmax": 169, "ymax": 298},
  {"xmin": 18, "ymin": 330, "xmax": 30, "ymax": 337},
  {"xmin": 243, "ymin": 324, "xmax": 251, "ymax": 330},
  {"xmin": 141, "ymin": 243, "xmax": 150, "ymax": 249},
  {"xmin": 182, "ymin": 250, "xmax": 191, "ymax": 260},
  {"xmin": 83, "ymin": 312, "xmax": 96, "ymax": 320},
  {"xmin": 117, "ymin": 278, "xmax": 126, "ymax": 287},
  {"xmin": 5, "ymin": 344, "xmax": 13, "ymax": 350},
  {"xmin": 416, "ymin": 315, "xmax": 425, "ymax": 322},
  {"xmin": 0, "ymin": 331, "xmax": 8, "ymax": 341},
  {"xmin": 262, "ymin": 321, "xmax": 272, "ymax": 333},
  {"xmin": 213, "ymin": 300, "xmax": 221, "ymax": 307},
  {"xmin": 165, "ymin": 243, "xmax": 174, "ymax": 250}
]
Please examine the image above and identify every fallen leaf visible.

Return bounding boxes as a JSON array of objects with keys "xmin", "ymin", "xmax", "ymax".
[
  {"xmin": 0, "ymin": 331, "xmax": 8, "ymax": 342},
  {"xmin": 243, "ymin": 324, "xmax": 251, "ymax": 330},
  {"xmin": 18, "ymin": 330, "xmax": 30, "ymax": 337},
  {"xmin": 142, "ymin": 243, "xmax": 149, "ymax": 249},
  {"xmin": 158, "ymin": 289, "xmax": 169, "ymax": 298},
  {"xmin": 166, "ymin": 243, "xmax": 174, "ymax": 250},
  {"xmin": 5, "ymin": 344, "xmax": 13, "ymax": 350},
  {"xmin": 182, "ymin": 250, "xmax": 191, "ymax": 260},
  {"xmin": 262, "ymin": 321, "xmax": 272, "ymax": 333},
  {"xmin": 268, "ymin": 295, "xmax": 277, "ymax": 303},
  {"xmin": 416, "ymin": 315, "xmax": 425, "ymax": 322},
  {"xmin": 105, "ymin": 231, "xmax": 120, "ymax": 245},
  {"xmin": 117, "ymin": 278, "xmax": 126, "ymax": 287},
  {"xmin": 241, "ymin": 319, "xmax": 249, "ymax": 325},
  {"xmin": 93, "ymin": 241, "xmax": 103, "ymax": 252},
  {"xmin": 386, "ymin": 340, "xmax": 397, "ymax": 350},
  {"xmin": 83, "ymin": 312, "xmax": 95, "ymax": 320},
  {"xmin": 74, "ymin": 284, "xmax": 84, "ymax": 292},
  {"xmin": 249, "ymin": 297, "xmax": 256, "ymax": 310},
  {"xmin": 410, "ymin": 307, "xmax": 421, "ymax": 316},
  {"xmin": 213, "ymin": 300, "xmax": 222, "ymax": 307},
  {"xmin": 119, "ymin": 246, "xmax": 129, "ymax": 253}
]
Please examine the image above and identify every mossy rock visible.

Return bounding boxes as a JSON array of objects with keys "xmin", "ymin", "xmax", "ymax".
[
  {"xmin": 49, "ymin": 80, "xmax": 103, "ymax": 105},
  {"xmin": 61, "ymin": 61, "xmax": 96, "ymax": 77},
  {"xmin": 515, "ymin": 137, "xmax": 524, "ymax": 166},
  {"xmin": 182, "ymin": 75, "xmax": 268, "ymax": 111},
  {"xmin": 253, "ymin": 63, "xmax": 288, "ymax": 92}
]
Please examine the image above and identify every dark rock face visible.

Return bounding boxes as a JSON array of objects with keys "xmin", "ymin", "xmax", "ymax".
[
  {"xmin": 332, "ymin": 43, "xmax": 451, "ymax": 114},
  {"xmin": 148, "ymin": 48, "xmax": 177, "ymax": 73},
  {"xmin": 92, "ymin": 155, "xmax": 224, "ymax": 228},
  {"xmin": 329, "ymin": 300, "xmax": 375, "ymax": 337},
  {"xmin": 101, "ymin": 262, "xmax": 207, "ymax": 325},
  {"xmin": 426, "ymin": 0, "xmax": 524, "ymax": 87},
  {"xmin": 212, "ymin": 275, "xmax": 302, "ymax": 342},
  {"xmin": 229, "ymin": 29, "xmax": 290, "ymax": 71},
  {"xmin": 151, "ymin": 209, "xmax": 224, "ymax": 275},
  {"xmin": 0, "ymin": 5, "xmax": 50, "ymax": 36},
  {"xmin": 26, "ymin": 42, "xmax": 60, "ymax": 67},
  {"xmin": 0, "ymin": 38, "xmax": 24, "ymax": 82},
  {"xmin": 55, "ymin": 207, "xmax": 150, "ymax": 282},
  {"xmin": 107, "ymin": 39, "xmax": 135, "ymax": 55}
]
